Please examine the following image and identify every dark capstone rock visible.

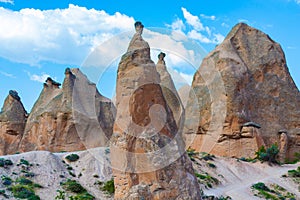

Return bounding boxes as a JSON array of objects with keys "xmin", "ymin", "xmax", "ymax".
[
  {"xmin": 242, "ymin": 122, "xmax": 261, "ymax": 129},
  {"xmin": 9, "ymin": 90, "xmax": 20, "ymax": 101}
]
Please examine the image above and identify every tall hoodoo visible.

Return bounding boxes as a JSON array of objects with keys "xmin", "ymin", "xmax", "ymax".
[
  {"xmin": 156, "ymin": 52, "xmax": 184, "ymax": 128},
  {"xmin": 185, "ymin": 23, "xmax": 300, "ymax": 161},
  {"xmin": 0, "ymin": 90, "xmax": 27, "ymax": 155},
  {"xmin": 111, "ymin": 22, "xmax": 201, "ymax": 199}
]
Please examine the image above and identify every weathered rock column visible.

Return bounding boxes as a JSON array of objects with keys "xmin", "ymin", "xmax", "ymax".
[
  {"xmin": 0, "ymin": 90, "xmax": 27, "ymax": 155},
  {"xmin": 111, "ymin": 22, "xmax": 201, "ymax": 200}
]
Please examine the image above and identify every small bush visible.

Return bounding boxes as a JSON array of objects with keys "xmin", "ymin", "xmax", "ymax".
[
  {"xmin": 55, "ymin": 190, "xmax": 65, "ymax": 200},
  {"xmin": 11, "ymin": 184, "xmax": 39, "ymax": 199},
  {"xmin": 186, "ymin": 147, "xmax": 198, "ymax": 161},
  {"xmin": 0, "ymin": 158, "xmax": 13, "ymax": 167},
  {"xmin": 62, "ymin": 179, "xmax": 86, "ymax": 193},
  {"xmin": 2, "ymin": 175, "xmax": 13, "ymax": 186},
  {"xmin": 65, "ymin": 154, "xmax": 79, "ymax": 162},
  {"xmin": 288, "ymin": 167, "xmax": 300, "ymax": 178},
  {"xmin": 0, "ymin": 189, "xmax": 8, "ymax": 198},
  {"xmin": 255, "ymin": 144, "xmax": 279, "ymax": 164},
  {"xmin": 100, "ymin": 179, "xmax": 115, "ymax": 195},
  {"xmin": 252, "ymin": 182, "xmax": 270, "ymax": 192},
  {"xmin": 70, "ymin": 192, "xmax": 95, "ymax": 200},
  {"xmin": 19, "ymin": 159, "xmax": 30, "ymax": 166}
]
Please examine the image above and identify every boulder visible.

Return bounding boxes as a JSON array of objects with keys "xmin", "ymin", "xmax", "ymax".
[
  {"xmin": 0, "ymin": 90, "xmax": 27, "ymax": 155},
  {"xmin": 185, "ymin": 23, "xmax": 300, "ymax": 160},
  {"xmin": 111, "ymin": 22, "xmax": 201, "ymax": 199}
]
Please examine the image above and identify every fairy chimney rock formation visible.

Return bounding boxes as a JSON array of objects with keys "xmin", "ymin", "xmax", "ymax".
[
  {"xmin": 156, "ymin": 52, "xmax": 184, "ymax": 128},
  {"xmin": 185, "ymin": 23, "xmax": 300, "ymax": 160},
  {"xmin": 0, "ymin": 90, "xmax": 27, "ymax": 155},
  {"xmin": 111, "ymin": 22, "xmax": 201, "ymax": 199},
  {"xmin": 19, "ymin": 68, "xmax": 115, "ymax": 153}
]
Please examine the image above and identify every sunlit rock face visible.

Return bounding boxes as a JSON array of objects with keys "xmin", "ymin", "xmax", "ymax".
[
  {"xmin": 111, "ymin": 22, "xmax": 202, "ymax": 200},
  {"xmin": 19, "ymin": 68, "xmax": 116, "ymax": 153},
  {"xmin": 185, "ymin": 23, "xmax": 300, "ymax": 161}
]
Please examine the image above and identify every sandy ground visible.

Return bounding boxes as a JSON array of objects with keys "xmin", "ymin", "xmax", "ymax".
[{"xmin": 1, "ymin": 148, "xmax": 299, "ymax": 199}]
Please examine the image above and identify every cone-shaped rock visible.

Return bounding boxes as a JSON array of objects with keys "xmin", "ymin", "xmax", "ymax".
[
  {"xmin": 111, "ymin": 22, "xmax": 201, "ymax": 199},
  {"xmin": 156, "ymin": 52, "xmax": 184, "ymax": 128},
  {"xmin": 19, "ymin": 68, "xmax": 115, "ymax": 152},
  {"xmin": 185, "ymin": 23, "xmax": 300, "ymax": 161},
  {"xmin": 0, "ymin": 90, "xmax": 27, "ymax": 155}
]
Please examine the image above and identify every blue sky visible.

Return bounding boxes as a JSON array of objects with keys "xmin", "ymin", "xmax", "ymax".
[{"xmin": 0, "ymin": 0, "xmax": 299, "ymax": 112}]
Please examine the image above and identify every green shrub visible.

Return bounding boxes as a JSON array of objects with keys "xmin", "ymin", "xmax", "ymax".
[
  {"xmin": 186, "ymin": 147, "xmax": 198, "ymax": 161},
  {"xmin": 70, "ymin": 192, "xmax": 95, "ymax": 200},
  {"xmin": 0, "ymin": 189, "xmax": 8, "ymax": 198},
  {"xmin": 288, "ymin": 167, "xmax": 300, "ymax": 178},
  {"xmin": 65, "ymin": 154, "xmax": 80, "ymax": 162},
  {"xmin": 1, "ymin": 175, "xmax": 12, "ymax": 186},
  {"xmin": 11, "ymin": 184, "xmax": 39, "ymax": 199},
  {"xmin": 252, "ymin": 182, "xmax": 270, "ymax": 192},
  {"xmin": 19, "ymin": 159, "xmax": 30, "ymax": 166},
  {"xmin": 62, "ymin": 179, "xmax": 86, "ymax": 193},
  {"xmin": 100, "ymin": 179, "xmax": 115, "ymax": 195},
  {"xmin": 255, "ymin": 144, "xmax": 279, "ymax": 164},
  {"xmin": 55, "ymin": 190, "xmax": 65, "ymax": 200},
  {"xmin": 0, "ymin": 158, "xmax": 13, "ymax": 167}
]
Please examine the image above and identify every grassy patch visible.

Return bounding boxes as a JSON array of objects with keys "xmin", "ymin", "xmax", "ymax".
[
  {"xmin": 251, "ymin": 182, "xmax": 296, "ymax": 200},
  {"xmin": 195, "ymin": 172, "xmax": 219, "ymax": 189},
  {"xmin": 60, "ymin": 179, "xmax": 94, "ymax": 199}
]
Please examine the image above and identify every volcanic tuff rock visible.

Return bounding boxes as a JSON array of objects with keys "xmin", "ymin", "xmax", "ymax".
[
  {"xmin": 0, "ymin": 90, "xmax": 27, "ymax": 155},
  {"xmin": 111, "ymin": 22, "xmax": 202, "ymax": 199},
  {"xmin": 156, "ymin": 52, "xmax": 184, "ymax": 128},
  {"xmin": 178, "ymin": 84, "xmax": 191, "ymax": 109},
  {"xmin": 19, "ymin": 68, "xmax": 116, "ymax": 153},
  {"xmin": 185, "ymin": 23, "xmax": 300, "ymax": 161}
]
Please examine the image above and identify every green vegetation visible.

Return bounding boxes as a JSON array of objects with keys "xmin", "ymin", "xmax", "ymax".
[
  {"xmin": 186, "ymin": 147, "xmax": 199, "ymax": 161},
  {"xmin": 0, "ymin": 189, "xmax": 8, "ymax": 198},
  {"xmin": 62, "ymin": 179, "xmax": 86, "ymax": 193},
  {"xmin": 195, "ymin": 172, "xmax": 219, "ymax": 188},
  {"xmin": 65, "ymin": 154, "xmax": 80, "ymax": 162},
  {"xmin": 0, "ymin": 158, "xmax": 13, "ymax": 167},
  {"xmin": 199, "ymin": 152, "xmax": 216, "ymax": 161},
  {"xmin": 255, "ymin": 144, "xmax": 279, "ymax": 164},
  {"xmin": 2, "ymin": 175, "xmax": 13, "ymax": 186},
  {"xmin": 100, "ymin": 179, "xmax": 115, "ymax": 195},
  {"xmin": 251, "ymin": 182, "xmax": 296, "ymax": 200},
  {"xmin": 55, "ymin": 190, "xmax": 65, "ymax": 200},
  {"xmin": 10, "ymin": 184, "xmax": 40, "ymax": 199},
  {"xmin": 238, "ymin": 157, "xmax": 256, "ymax": 163},
  {"xmin": 18, "ymin": 158, "xmax": 30, "ymax": 166},
  {"xmin": 60, "ymin": 179, "xmax": 95, "ymax": 199},
  {"xmin": 287, "ymin": 167, "xmax": 300, "ymax": 178},
  {"xmin": 207, "ymin": 162, "xmax": 216, "ymax": 168}
]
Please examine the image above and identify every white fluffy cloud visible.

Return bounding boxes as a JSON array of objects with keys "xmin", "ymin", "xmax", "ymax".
[
  {"xmin": 172, "ymin": 7, "xmax": 224, "ymax": 45},
  {"xmin": 0, "ymin": 0, "xmax": 13, "ymax": 4},
  {"xmin": 26, "ymin": 71, "xmax": 51, "ymax": 83},
  {"xmin": 0, "ymin": 4, "xmax": 135, "ymax": 66},
  {"xmin": 181, "ymin": 7, "xmax": 204, "ymax": 31}
]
